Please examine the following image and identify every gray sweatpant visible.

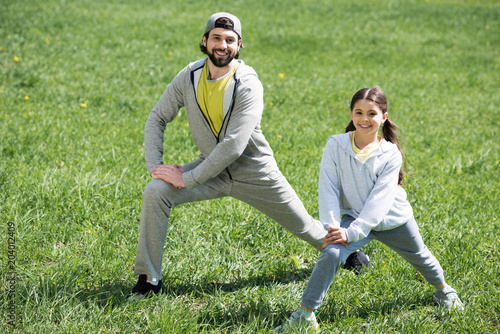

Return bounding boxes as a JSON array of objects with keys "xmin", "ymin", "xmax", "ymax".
[
  {"xmin": 301, "ymin": 215, "xmax": 445, "ymax": 310},
  {"xmin": 134, "ymin": 160, "xmax": 327, "ymax": 281}
]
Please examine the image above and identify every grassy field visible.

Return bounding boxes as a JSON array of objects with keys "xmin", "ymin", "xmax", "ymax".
[{"xmin": 1, "ymin": 0, "xmax": 499, "ymax": 332}]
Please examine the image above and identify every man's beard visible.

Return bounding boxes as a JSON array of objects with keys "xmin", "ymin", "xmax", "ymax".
[{"xmin": 208, "ymin": 48, "xmax": 239, "ymax": 67}]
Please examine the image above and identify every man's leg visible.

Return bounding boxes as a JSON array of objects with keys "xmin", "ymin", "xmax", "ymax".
[
  {"xmin": 134, "ymin": 161, "xmax": 230, "ymax": 283},
  {"xmin": 229, "ymin": 169, "xmax": 327, "ymax": 251}
]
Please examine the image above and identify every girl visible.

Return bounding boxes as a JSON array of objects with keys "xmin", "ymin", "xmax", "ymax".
[{"xmin": 275, "ymin": 87, "xmax": 463, "ymax": 332}]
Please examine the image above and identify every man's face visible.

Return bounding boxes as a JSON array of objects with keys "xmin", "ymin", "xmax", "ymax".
[{"xmin": 203, "ymin": 28, "xmax": 241, "ymax": 67}]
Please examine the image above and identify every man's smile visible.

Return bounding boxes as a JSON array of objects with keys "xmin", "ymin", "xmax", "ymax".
[{"xmin": 214, "ymin": 50, "xmax": 228, "ymax": 57}]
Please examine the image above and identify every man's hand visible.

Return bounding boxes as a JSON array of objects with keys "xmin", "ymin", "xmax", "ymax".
[
  {"xmin": 151, "ymin": 164, "xmax": 185, "ymax": 189},
  {"xmin": 322, "ymin": 226, "xmax": 348, "ymax": 251}
]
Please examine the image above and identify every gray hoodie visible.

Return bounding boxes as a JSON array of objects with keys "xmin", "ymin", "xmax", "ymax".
[
  {"xmin": 319, "ymin": 132, "xmax": 414, "ymax": 243},
  {"xmin": 144, "ymin": 58, "xmax": 278, "ymax": 190}
]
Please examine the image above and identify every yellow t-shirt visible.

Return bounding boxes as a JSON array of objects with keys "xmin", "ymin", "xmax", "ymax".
[
  {"xmin": 197, "ymin": 63, "xmax": 238, "ymax": 136},
  {"xmin": 350, "ymin": 132, "xmax": 383, "ymax": 163}
]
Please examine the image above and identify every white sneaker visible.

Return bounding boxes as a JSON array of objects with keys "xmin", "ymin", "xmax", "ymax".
[
  {"xmin": 275, "ymin": 309, "xmax": 319, "ymax": 333},
  {"xmin": 433, "ymin": 285, "xmax": 464, "ymax": 310}
]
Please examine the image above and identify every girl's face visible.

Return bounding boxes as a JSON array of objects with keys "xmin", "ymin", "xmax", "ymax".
[{"xmin": 350, "ymin": 99, "xmax": 388, "ymax": 137}]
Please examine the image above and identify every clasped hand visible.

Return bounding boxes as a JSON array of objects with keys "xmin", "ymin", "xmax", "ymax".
[
  {"xmin": 322, "ymin": 226, "xmax": 348, "ymax": 251},
  {"xmin": 151, "ymin": 164, "xmax": 185, "ymax": 189}
]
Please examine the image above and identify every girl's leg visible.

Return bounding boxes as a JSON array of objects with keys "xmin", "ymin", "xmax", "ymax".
[
  {"xmin": 300, "ymin": 243, "xmax": 344, "ymax": 310},
  {"xmin": 372, "ymin": 218, "xmax": 464, "ymax": 309},
  {"xmin": 300, "ymin": 216, "xmax": 372, "ymax": 310},
  {"xmin": 371, "ymin": 217, "xmax": 444, "ymax": 286}
]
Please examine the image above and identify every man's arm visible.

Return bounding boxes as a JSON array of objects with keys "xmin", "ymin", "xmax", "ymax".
[{"xmin": 145, "ymin": 67, "xmax": 187, "ymax": 175}]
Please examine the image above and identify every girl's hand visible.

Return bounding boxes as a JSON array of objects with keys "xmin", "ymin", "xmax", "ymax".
[{"xmin": 322, "ymin": 226, "xmax": 348, "ymax": 251}]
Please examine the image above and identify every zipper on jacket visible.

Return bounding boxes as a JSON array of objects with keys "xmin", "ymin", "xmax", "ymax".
[
  {"xmin": 190, "ymin": 67, "xmax": 219, "ymax": 142},
  {"xmin": 222, "ymin": 77, "xmax": 239, "ymax": 181}
]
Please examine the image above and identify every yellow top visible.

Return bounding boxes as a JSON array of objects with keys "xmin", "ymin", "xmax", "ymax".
[
  {"xmin": 197, "ymin": 63, "xmax": 238, "ymax": 136},
  {"xmin": 350, "ymin": 131, "xmax": 383, "ymax": 163}
]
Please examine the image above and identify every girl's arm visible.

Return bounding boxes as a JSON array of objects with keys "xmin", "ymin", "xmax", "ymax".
[
  {"xmin": 346, "ymin": 150, "xmax": 402, "ymax": 243},
  {"xmin": 318, "ymin": 140, "xmax": 342, "ymax": 230}
]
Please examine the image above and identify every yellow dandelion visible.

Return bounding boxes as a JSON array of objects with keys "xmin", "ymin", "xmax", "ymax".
[
  {"xmin": 24, "ymin": 96, "xmax": 29, "ymax": 100},
  {"xmin": 279, "ymin": 73, "xmax": 284, "ymax": 78},
  {"xmin": 0, "ymin": 89, "xmax": 4, "ymax": 93},
  {"xmin": 269, "ymin": 102, "xmax": 274, "ymax": 106},
  {"xmin": 168, "ymin": 51, "xmax": 173, "ymax": 56},
  {"xmin": 133, "ymin": 26, "xmax": 139, "ymax": 31},
  {"xmin": 45, "ymin": 39, "xmax": 50, "ymax": 44},
  {"xmin": 14, "ymin": 56, "xmax": 19, "ymax": 62},
  {"xmin": 277, "ymin": 135, "xmax": 282, "ymax": 138},
  {"xmin": 81, "ymin": 103, "xmax": 87, "ymax": 108},
  {"xmin": 0, "ymin": 47, "xmax": 3, "ymax": 51}
]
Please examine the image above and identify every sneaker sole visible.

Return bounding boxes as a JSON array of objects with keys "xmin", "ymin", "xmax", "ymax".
[{"xmin": 433, "ymin": 295, "xmax": 464, "ymax": 310}]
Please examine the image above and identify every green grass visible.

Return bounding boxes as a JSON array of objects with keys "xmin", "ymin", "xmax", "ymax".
[{"xmin": 1, "ymin": 0, "xmax": 499, "ymax": 332}]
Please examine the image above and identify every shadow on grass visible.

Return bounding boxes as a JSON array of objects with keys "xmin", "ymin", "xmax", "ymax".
[
  {"xmin": 31, "ymin": 266, "xmax": 314, "ymax": 309},
  {"xmin": 199, "ymin": 294, "xmax": 435, "ymax": 331},
  {"xmin": 28, "ymin": 269, "xmax": 438, "ymax": 332},
  {"xmin": 31, "ymin": 278, "xmax": 132, "ymax": 308},
  {"xmin": 318, "ymin": 294, "xmax": 433, "ymax": 323},
  {"xmin": 191, "ymin": 287, "xmax": 435, "ymax": 331},
  {"xmin": 163, "ymin": 266, "xmax": 313, "ymax": 297}
]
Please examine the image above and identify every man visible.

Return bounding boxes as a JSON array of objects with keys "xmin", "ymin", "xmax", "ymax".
[{"xmin": 130, "ymin": 12, "xmax": 368, "ymax": 299}]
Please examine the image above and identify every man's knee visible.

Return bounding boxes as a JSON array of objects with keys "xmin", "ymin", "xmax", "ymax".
[{"xmin": 142, "ymin": 179, "xmax": 173, "ymax": 206}]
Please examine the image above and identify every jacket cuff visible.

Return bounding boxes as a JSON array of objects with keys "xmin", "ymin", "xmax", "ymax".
[
  {"xmin": 182, "ymin": 171, "xmax": 198, "ymax": 190},
  {"xmin": 346, "ymin": 227, "xmax": 360, "ymax": 244}
]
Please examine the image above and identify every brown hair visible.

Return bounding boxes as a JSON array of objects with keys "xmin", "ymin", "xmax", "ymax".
[
  {"xmin": 345, "ymin": 87, "xmax": 406, "ymax": 185},
  {"xmin": 199, "ymin": 17, "xmax": 244, "ymax": 56}
]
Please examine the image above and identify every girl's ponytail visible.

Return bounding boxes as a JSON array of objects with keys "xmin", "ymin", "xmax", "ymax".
[
  {"xmin": 382, "ymin": 118, "xmax": 406, "ymax": 186},
  {"xmin": 345, "ymin": 120, "xmax": 356, "ymax": 133}
]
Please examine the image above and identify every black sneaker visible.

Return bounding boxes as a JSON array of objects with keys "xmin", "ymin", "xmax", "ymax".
[
  {"xmin": 130, "ymin": 274, "xmax": 165, "ymax": 300},
  {"xmin": 343, "ymin": 249, "xmax": 370, "ymax": 274}
]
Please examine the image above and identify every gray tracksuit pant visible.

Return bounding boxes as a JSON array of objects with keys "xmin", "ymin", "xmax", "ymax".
[
  {"xmin": 301, "ymin": 215, "xmax": 445, "ymax": 310},
  {"xmin": 134, "ymin": 161, "xmax": 328, "ymax": 282}
]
